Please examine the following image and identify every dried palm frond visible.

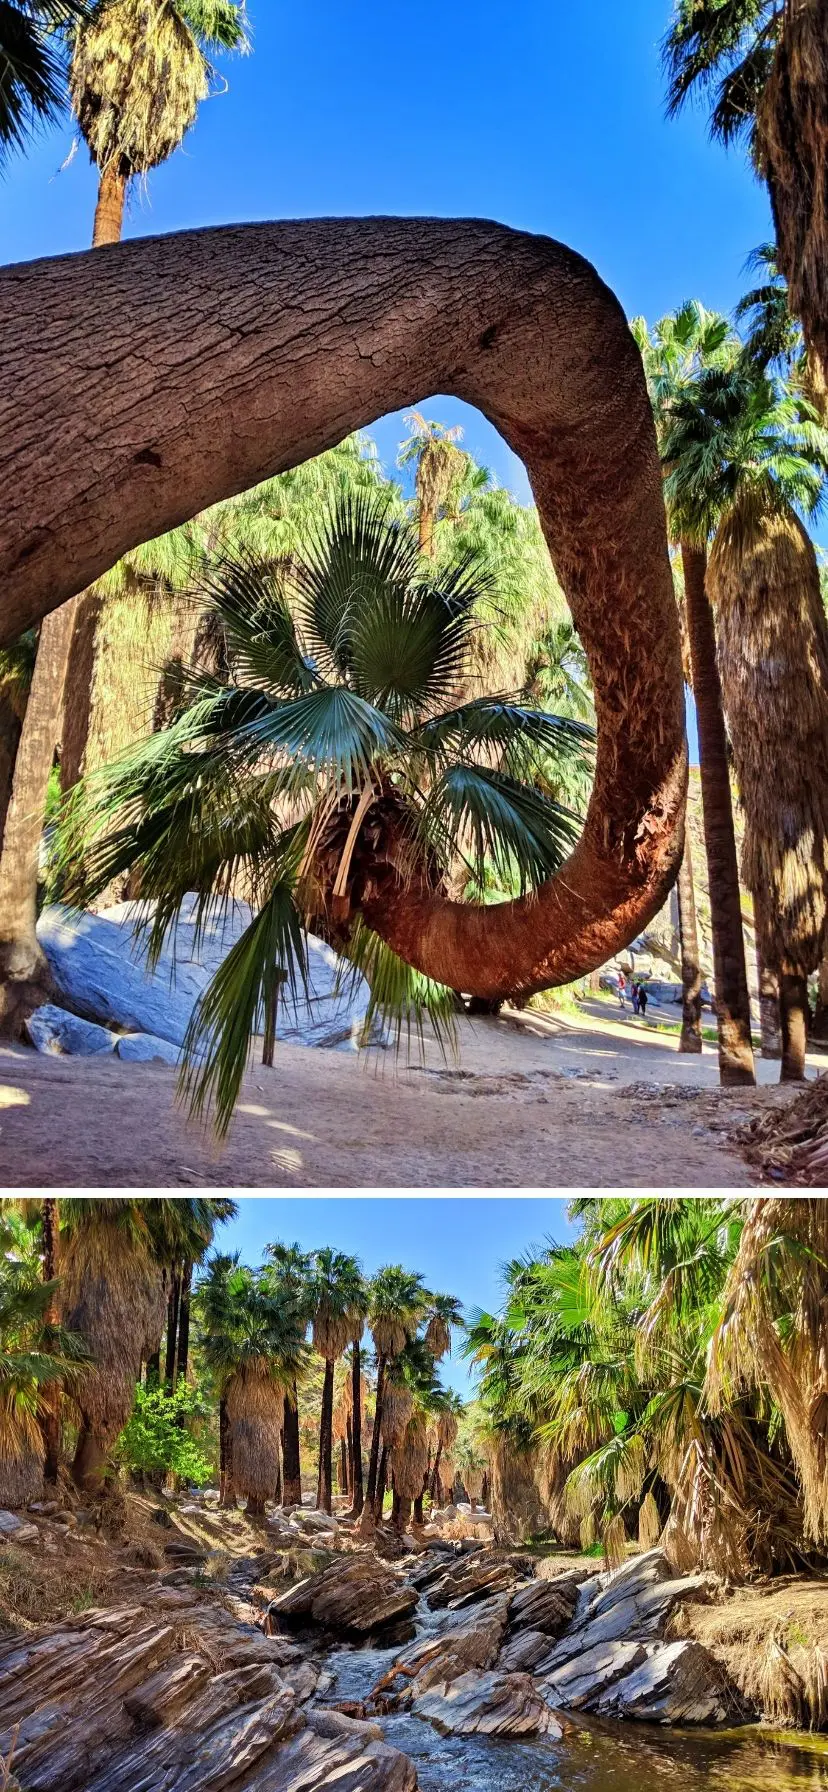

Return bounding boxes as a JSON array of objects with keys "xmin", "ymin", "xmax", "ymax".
[
  {"xmin": 70, "ymin": 0, "xmax": 208, "ymax": 178},
  {"xmin": 602, "ymin": 1512, "xmax": 627, "ymax": 1573},
  {"xmin": 424, "ymin": 1314, "xmax": 451, "ymax": 1360},
  {"xmin": 393, "ymin": 1412, "xmax": 429, "ymax": 1502},
  {"xmin": 311, "ymin": 1312, "xmax": 353, "ymax": 1364},
  {"xmin": 438, "ymin": 1409, "xmax": 458, "ymax": 1451},
  {"xmin": 488, "ymin": 1433, "xmax": 547, "ymax": 1544},
  {"xmin": 372, "ymin": 1318, "xmax": 410, "ymax": 1359},
  {"xmin": 0, "ymin": 1443, "xmax": 44, "ymax": 1508},
  {"xmin": 381, "ymin": 1382, "xmax": 413, "ymax": 1449},
  {"xmin": 579, "ymin": 1510, "xmax": 596, "ymax": 1551},
  {"xmin": 707, "ymin": 1197, "xmax": 828, "ymax": 1545},
  {"xmin": 60, "ymin": 1204, "xmax": 166, "ymax": 1447},
  {"xmin": 710, "ymin": 502, "xmax": 828, "ymax": 977},
  {"xmin": 638, "ymin": 1490, "xmax": 662, "ymax": 1550},
  {"xmin": 225, "ymin": 1365, "xmax": 283, "ymax": 1503},
  {"xmin": 757, "ymin": 0, "xmax": 828, "ymax": 395}
]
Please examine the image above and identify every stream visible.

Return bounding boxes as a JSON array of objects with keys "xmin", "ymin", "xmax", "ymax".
[{"xmin": 321, "ymin": 1600, "xmax": 828, "ymax": 1792}]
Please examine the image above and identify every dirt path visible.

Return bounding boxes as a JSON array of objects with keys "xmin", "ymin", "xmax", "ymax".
[{"xmin": 0, "ymin": 1000, "xmax": 798, "ymax": 1187}]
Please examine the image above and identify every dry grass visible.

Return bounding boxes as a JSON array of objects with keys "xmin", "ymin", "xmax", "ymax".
[
  {"xmin": 0, "ymin": 1541, "xmax": 117, "ymax": 1632},
  {"xmin": 674, "ymin": 1580, "xmax": 828, "ymax": 1729},
  {"xmin": 736, "ymin": 1075, "xmax": 828, "ymax": 1184}
]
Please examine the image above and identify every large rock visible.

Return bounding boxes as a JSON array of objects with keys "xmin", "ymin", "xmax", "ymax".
[
  {"xmin": 538, "ymin": 1567, "xmax": 710, "ymax": 1671},
  {"xmin": 384, "ymin": 1596, "xmax": 510, "ymax": 1696},
  {"xmin": 0, "ymin": 1605, "xmax": 416, "ymax": 1791},
  {"xmin": 592, "ymin": 1638, "xmax": 733, "ymax": 1724},
  {"xmin": 37, "ymin": 898, "xmax": 375, "ymax": 1053},
  {"xmin": 25, "ymin": 1003, "xmax": 118, "ymax": 1056},
  {"xmin": 115, "ymin": 1032, "xmax": 182, "ymax": 1064},
  {"xmin": 498, "ymin": 1628, "xmax": 556, "ymax": 1673},
  {"xmin": 268, "ymin": 1556, "xmax": 417, "ymax": 1637},
  {"xmin": 507, "ymin": 1570, "xmax": 582, "ymax": 1636},
  {"xmin": 425, "ymin": 1553, "xmax": 523, "ymax": 1611},
  {"xmin": 0, "ymin": 1507, "xmax": 39, "ymax": 1543},
  {"xmin": 541, "ymin": 1637, "xmax": 649, "ymax": 1709},
  {"xmin": 412, "ymin": 1668, "xmax": 562, "ymax": 1738}
]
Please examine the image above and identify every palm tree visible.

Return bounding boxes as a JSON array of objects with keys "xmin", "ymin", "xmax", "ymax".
[
  {"xmin": 663, "ymin": 361, "xmax": 828, "ymax": 1079},
  {"xmin": 58, "ymin": 490, "xmax": 590, "ymax": 1134},
  {"xmin": 307, "ymin": 1248, "xmax": 366, "ymax": 1515},
  {"xmin": 664, "ymin": 0, "xmax": 828, "ymax": 394},
  {"xmin": 364, "ymin": 1265, "xmax": 428, "ymax": 1521},
  {"xmin": 633, "ymin": 303, "xmax": 756, "ymax": 1085},
  {"xmin": 424, "ymin": 1292, "xmax": 463, "ymax": 1361},
  {"xmin": 197, "ymin": 1255, "xmax": 307, "ymax": 1517},
  {"xmin": 676, "ymin": 836, "xmax": 703, "ymax": 1052},
  {"xmin": 149, "ymin": 1197, "xmax": 237, "ymax": 1390},
  {"xmin": 0, "ymin": 0, "xmax": 89, "ymax": 160},
  {"xmin": 0, "ymin": 1208, "xmax": 88, "ymax": 1507},
  {"xmin": 0, "ymin": 631, "xmax": 35, "ymax": 854},
  {"xmin": 262, "ymin": 1242, "xmax": 312, "ymax": 1507},
  {"xmin": 398, "ymin": 413, "xmax": 467, "ymax": 557}
]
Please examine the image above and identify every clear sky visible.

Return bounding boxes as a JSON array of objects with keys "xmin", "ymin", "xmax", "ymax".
[
  {"xmin": 215, "ymin": 1195, "xmax": 579, "ymax": 1397},
  {"xmin": 1, "ymin": 0, "xmax": 798, "ymax": 768}
]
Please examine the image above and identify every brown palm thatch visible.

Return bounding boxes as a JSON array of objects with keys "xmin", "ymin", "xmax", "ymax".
[
  {"xmin": 225, "ymin": 1365, "xmax": 284, "ymax": 1505},
  {"xmin": 311, "ymin": 1311, "xmax": 354, "ymax": 1365},
  {"xmin": 638, "ymin": 1489, "xmax": 662, "ymax": 1550},
  {"xmin": 424, "ymin": 1314, "xmax": 451, "ymax": 1360},
  {"xmin": 710, "ymin": 502, "xmax": 828, "ymax": 976},
  {"xmin": 707, "ymin": 1196, "xmax": 828, "ymax": 1546},
  {"xmin": 757, "ymin": 0, "xmax": 828, "ymax": 394},
  {"xmin": 0, "ymin": 1441, "xmax": 44, "ymax": 1509},
  {"xmin": 371, "ymin": 1317, "xmax": 411, "ymax": 1359},
  {"xmin": 489, "ymin": 1434, "xmax": 547, "ymax": 1544},
  {"xmin": 602, "ymin": 1512, "xmax": 627, "ymax": 1573},
  {"xmin": 69, "ymin": 0, "xmax": 208, "ymax": 182},
  {"xmin": 380, "ymin": 1381, "xmax": 413, "ymax": 1449},
  {"xmin": 437, "ymin": 1409, "xmax": 458, "ymax": 1452},
  {"xmin": 60, "ymin": 1205, "xmax": 166, "ymax": 1450},
  {"xmin": 392, "ymin": 1411, "xmax": 430, "ymax": 1503}
]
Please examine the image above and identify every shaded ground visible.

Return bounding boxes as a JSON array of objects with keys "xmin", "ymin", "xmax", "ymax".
[{"xmin": 0, "ymin": 996, "xmax": 809, "ymax": 1187}]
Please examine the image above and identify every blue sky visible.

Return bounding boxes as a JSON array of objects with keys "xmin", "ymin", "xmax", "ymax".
[
  {"xmin": 216, "ymin": 1196, "xmax": 579, "ymax": 1397},
  {"xmin": 1, "ymin": 0, "xmax": 798, "ymax": 766}
]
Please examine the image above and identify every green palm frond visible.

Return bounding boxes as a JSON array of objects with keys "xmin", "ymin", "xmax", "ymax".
[
  {"xmin": 199, "ymin": 547, "xmax": 318, "ymax": 695},
  {"xmin": 0, "ymin": 0, "xmax": 90, "ymax": 159},
  {"xmin": 343, "ymin": 918, "xmax": 457, "ymax": 1058},
  {"xmin": 423, "ymin": 762, "xmax": 581, "ymax": 892},
  {"xmin": 180, "ymin": 870, "xmax": 309, "ymax": 1137}
]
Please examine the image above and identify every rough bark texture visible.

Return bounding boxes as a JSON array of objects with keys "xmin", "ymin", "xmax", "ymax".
[
  {"xmin": 758, "ymin": 0, "xmax": 828, "ymax": 397},
  {"xmin": 0, "ymin": 687, "xmax": 23, "ymax": 852},
  {"xmin": 366, "ymin": 1354, "xmax": 387, "ymax": 1515},
  {"xmin": 755, "ymin": 886, "xmax": 783, "ymax": 1058},
  {"xmin": 349, "ymin": 1343, "xmax": 364, "ymax": 1518},
  {"xmin": 282, "ymin": 1381, "xmax": 302, "ymax": 1508},
  {"xmin": 0, "ymin": 217, "xmax": 686, "ymax": 996},
  {"xmin": 40, "ymin": 1194, "xmax": 62, "ymax": 1483},
  {"xmin": 92, "ymin": 163, "xmax": 127, "ymax": 247},
  {"xmin": 780, "ymin": 967, "xmax": 810, "ymax": 1081},
  {"xmin": 0, "ymin": 602, "xmax": 76, "ymax": 1034},
  {"xmin": 317, "ymin": 1358, "xmax": 335, "ymax": 1515},
  {"xmin": 680, "ymin": 543, "xmax": 755, "ymax": 1086},
  {"xmin": 676, "ymin": 834, "xmax": 703, "ymax": 1053}
]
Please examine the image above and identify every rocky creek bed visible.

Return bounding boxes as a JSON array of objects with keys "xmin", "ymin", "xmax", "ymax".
[{"xmin": 2, "ymin": 1507, "xmax": 827, "ymax": 1792}]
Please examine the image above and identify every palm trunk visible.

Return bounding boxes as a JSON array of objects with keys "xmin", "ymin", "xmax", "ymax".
[
  {"xmin": 165, "ymin": 1271, "xmax": 181, "ymax": 1389},
  {"xmin": 93, "ymin": 164, "xmax": 126, "ymax": 248},
  {"xmin": 72, "ymin": 1422, "xmax": 107, "ymax": 1492},
  {"xmin": 219, "ymin": 1396, "xmax": 235, "ymax": 1506},
  {"xmin": 780, "ymin": 967, "xmax": 810, "ymax": 1082},
  {"xmin": 365, "ymin": 1354, "xmax": 387, "ymax": 1512},
  {"xmin": 413, "ymin": 1486, "xmax": 425, "ymax": 1526},
  {"xmin": 40, "ymin": 1196, "xmax": 61, "ymax": 1482},
  {"xmin": 176, "ymin": 1262, "xmax": 192, "ymax": 1384},
  {"xmin": 317, "ymin": 1358, "xmax": 335, "ymax": 1514},
  {"xmin": 339, "ymin": 1438, "xmax": 349, "ymax": 1496},
  {"xmin": 282, "ymin": 1380, "xmax": 302, "ymax": 1507},
  {"xmin": 681, "ymin": 543, "xmax": 755, "ymax": 1086},
  {"xmin": 349, "ymin": 1344, "xmax": 364, "ymax": 1518},
  {"xmin": 274, "ymin": 1458, "xmax": 282, "ymax": 1505},
  {"xmin": 676, "ymin": 835, "xmax": 703, "ymax": 1052},
  {"xmin": 0, "ymin": 602, "xmax": 76, "ymax": 1034},
  {"xmin": 376, "ymin": 1443, "xmax": 389, "ymax": 1520},
  {"xmin": 812, "ymin": 954, "xmax": 828, "ymax": 1040},
  {"xmin": 0, "ymin": 688, "xmax": 23, "ymax": 853},
  {"xmin": 247, "ymin": 1492, "xmax": 265, "ymax": 1518},
  {"xmin": 429, "ymin": 1439, "xmax": 443, "ymax": 1501},
  {"xmin": 418, "ymin": 504, "xmax": 435, "ymax": 558}
]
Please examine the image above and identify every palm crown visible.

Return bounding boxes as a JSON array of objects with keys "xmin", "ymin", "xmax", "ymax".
[{"xmin": 61, "ymin": 490, "xmax": 591, "ymax": 1134}]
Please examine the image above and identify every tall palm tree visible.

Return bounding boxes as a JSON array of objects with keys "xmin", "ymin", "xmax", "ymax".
[
  {"xmin": 58, "ymin": 491, "xmax": 590, "ymax": 1135},
  {"xmin": 0, "ymin": 0, "xmax": 246, "ymax": 1033},
  {"xmin": 197, "ymin": 1255, "xmax": 307, "ymax": 1517},
  {"xmin": 398, "ymin": 413, "xmax": 467, "ymax": 557},
  {"xmin": 676, "ymin": 835, "xmax": 703, "ymax": 1052},
  {"xmin": 663, "ymin": 361, "xmax": 828, "ymax": 1079},
  {"xmin": 0, "ymin": 0, "xmax": 89, "ymax": 159},
  {"xmin": 364, "ymin": 1265, "xmax": 428, "ymax": 1521},
  {"xmin": 149, "ymin": 1196, "xmax": 237, "ymax": 1389},
  {"xmin": 307, "ymin": 1247, "xmax": 366, "ymax": 1515},
  {"xmin": 633, "ymin": 303, "xmax": 756, "ymax": 1086},
  {"xmin": 262, "ymin": 1241, "xmax": 312, "ymax": 1508},
  {"xmin": 664, "ymin": 0, "xmax": 828, "ymax": 394},
  {"xmin": 0, "ymin": 1208, "xmax": 88, "ymax": 1507},
  {"xmin": 424, "ymin": 1292, "xmax": 463, "ymax": 1361}
]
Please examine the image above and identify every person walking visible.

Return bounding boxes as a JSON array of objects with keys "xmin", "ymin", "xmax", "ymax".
[
  {"xmin": 639, "ymin": 984, "xmax": 649, "ymax": 1019},
  {"xmin": 617, "ymin": 971, "xmax": 626, "ymax": 1009},
  {"xmin": 631, "ymin": 983, "xmax": 641, "ymax": 1015}
]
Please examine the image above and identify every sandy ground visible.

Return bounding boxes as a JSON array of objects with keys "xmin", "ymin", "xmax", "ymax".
[{"xmin": 1, "ymin": 994, "xmax": 820, "ymax": 1189}]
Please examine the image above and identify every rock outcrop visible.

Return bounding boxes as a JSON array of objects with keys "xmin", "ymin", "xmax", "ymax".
[
  {"xmin": 37, "ymin": 898, "xmax": 375, "ymax": 1054},
  {"xmin": 267, "ymin": 1556, "xmax": 417, "ymax": 1637},
  {"xmin": 412, "ymin": 1668, "xmax": 562, "ymax": 1738},
  {"xmin": 0, "ymin": 1604, "xmax": 416, "ymax": 1792}
]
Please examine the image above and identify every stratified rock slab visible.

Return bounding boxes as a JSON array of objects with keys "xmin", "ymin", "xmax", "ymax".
[
  {"xmin": 426, "ymin": 1553, "xmax": 523, "ymax": 1611},
  {"xmin": 593, "ymin": 1639, "xmax": 733, "ymax": 1724},
  {"xmin": 386, "ymin": 1596, "xmax": 509, "ymax": 1694},
  {"xmin": 413, "ymin": 1667, "xmax": 562, "ymax": 1737},
  {"xmin": 541, "ymin": 1638, "xmax": 648, "ymax": 1709},
  {"xmin": 268, "ymin": 1556, "xmax": 417, "ymax": 1636},
  {"xmin": 507, "ymin": 1571, "xmax": 582, "ymax": 1636}
]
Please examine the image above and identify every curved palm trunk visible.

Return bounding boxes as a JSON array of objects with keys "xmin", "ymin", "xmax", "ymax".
[
  {"xmin": 365, "ymin": 1354, "xmax": 387, "ymax": 1515},
  {"xmin": 0, "ymin": 602, "xmax": 75, "ymax": 1034},
  {"xmin": 282, "ymin": 1380, "xmax": 302, "ymax": 1507},
  {"xmin": 317, "ymin": 1358, "xmax": 335, "ymax": 1514},
  {"xmin": 681, "ymin": 544, "xmax": 755, "ymax": 1086},
  {"xmin": 349, "ymin": 1344, "xmax": 364, "ymax": 1518},
  {"xmin": 676, "ymin": 835, "xmax": 703, "ymax": 1053},
  {"xmin": 0, "ymin": 219, "xmax": 685, "ymax": 992}
]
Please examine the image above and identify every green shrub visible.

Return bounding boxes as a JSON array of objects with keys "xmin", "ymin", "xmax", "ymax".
[{"xmin": 116, "ymin": 1382, "xmax": 214, "ymax": 1486}]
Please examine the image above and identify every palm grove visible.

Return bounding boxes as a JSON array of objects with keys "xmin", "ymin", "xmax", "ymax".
[
  {"xmin": 1, "ymin": 1197, "xmax": 469, "ymax": 1532},
  {"xmin": 0, "ymin": 0, "xmax": 826, "ymax": 1116}
]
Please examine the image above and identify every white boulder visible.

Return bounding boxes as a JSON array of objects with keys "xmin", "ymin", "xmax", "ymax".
[
  {"xmin": 25, "ymin": 1003, "xmax": 118, "ymax": 1057},
  {"xmin": 37, "ymin": 897, "xmax": 375, "ymax": 1053}
]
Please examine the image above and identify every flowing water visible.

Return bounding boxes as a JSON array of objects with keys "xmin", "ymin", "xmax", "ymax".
[{"xmin": 323, "ymin": 1631, "xmax": 828, "ymax": 1792}]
